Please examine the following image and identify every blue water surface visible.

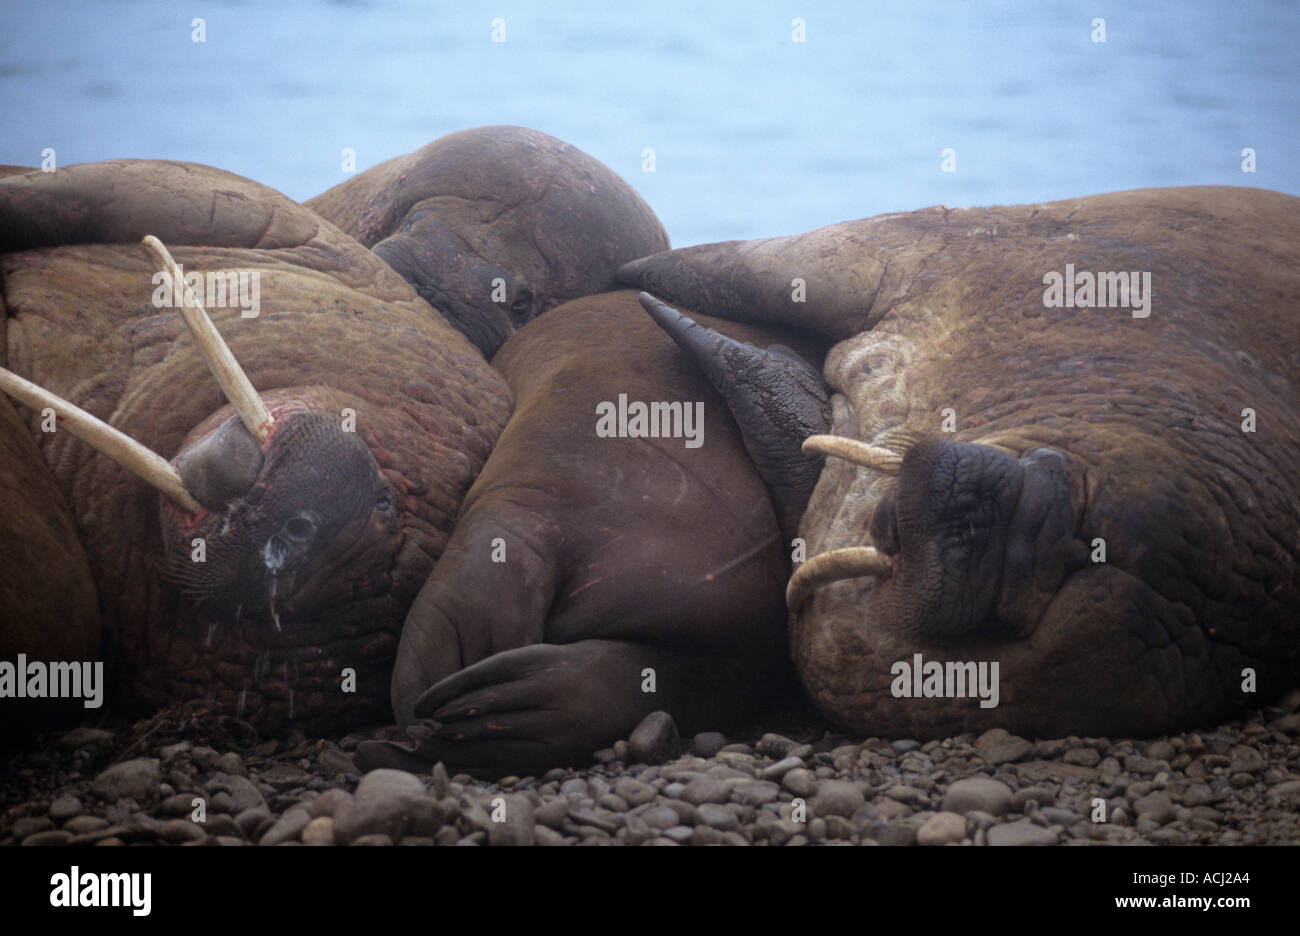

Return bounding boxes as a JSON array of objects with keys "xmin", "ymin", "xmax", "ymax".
[{"xmin": 2, "ymin": 0, "xmax": 1296, "ymax": 246}]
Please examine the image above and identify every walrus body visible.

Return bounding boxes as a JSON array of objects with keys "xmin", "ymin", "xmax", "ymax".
[
  {"xmin": 621, "ymin": 186, "xmax": 1300, "ymax": 739},
  {"xmin": 0, "ymin": 159, "xmax": 512, "ymax": 732},
  {"xmin": 307, "ymin": 125, "xmax": 670, "ymax": 357},
  {"xmin": 360, "ymin": 290, "xmax": 822, "ymax": 775}
]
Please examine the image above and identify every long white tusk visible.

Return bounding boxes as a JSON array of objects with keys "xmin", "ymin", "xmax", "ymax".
[
  {"xmin": 0, "ymin": 366, "xmax": 202, "ymax": 513},
  {"xmin": 141, "ymin": 235, "xmax": 274, "ymax": 445},
  {"xmin": 802, "ymin": 434, "xmax": 903, "ymax": 474},
  {"xmin": 787, "ymin": 545, "xmax": 892, "ymax": 610}
]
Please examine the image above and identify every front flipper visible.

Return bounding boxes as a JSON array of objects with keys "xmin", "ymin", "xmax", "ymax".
[{"xmin": 358, "ymin": 639, "xmax": 764, "ymax": 778}]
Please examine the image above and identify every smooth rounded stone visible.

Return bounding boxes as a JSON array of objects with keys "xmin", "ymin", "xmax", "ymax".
[
  {"xmin": 487, "ymin": 795, "xmax": 536, "ymax": 846},
  {"xmin": 159, "ymin": 818, "xmax": 207, "ymax": 843},
  {"xmin": 1145, "ymin": 740, "xmax": 1176, "ymax": 761},
  {"xmin": 301, "ymin": 817, "xmax": 335, "ymax": 846},
  {"xmin": 160, "ymin": 793, "xmax": 199, "ymax": 817},
  {"xmin": 533, "ymin": 799, "xmax": 569, "ymax": 829},
  {"xmin": 14, "ymin": 816, "xmax": 55, "ymax": 838},
  {"xmin": 734, "ymin": 781, "xmax": 781, "ymax": 806},
  {"xmin": 874, "ymin": 798, "xmax": 913, "ymax": 821},
  {"xmin": 680, "ymin": 777, "xmax": 731, "ymax": 806},
  {"xmin": 1010, "ymin": 786, "xmax": 1055, "ymax": 812},
  {"xmin": 209, "ymin": 792, "xmax": 237, "ymax": 815},
  {"xmin": 235, "ymin": 806, "xmax": 271, "ymax": 838},
  {"xmin": 560, "ymin": 777, "xmax": 589, "ymax": 797},
  {"xmin": 333, "ymin": 795, "xmax": 422, "ymax": 844},
  {"xmin": 91, "ymin": 758, "xmax": 161, "ymax": 804},
  {"xmin": 207, "ymin": 774, "xmax": 266, "ymax": 813},
  {"xmin": 568, "ymin": 808, "xmax": 620, "ymax": 835},
  {"xmin": 1228, "ymin": 745, "xmax": 1267, "ymax": 774},
  {"xmin": 891, "ymin": 739, "xmax": 921, "ymax": 754},
  {"xmin": 57, "ymin": 726, "xmax": 115, "ymax": 749},
  {"xmin": 317, "ymin": 748, "xmax": 357, "ymax": 777},
  {"xmin": 259, "ymin": 806, "xmax": 314, "ymax": 846},
  {"xmin": 598, "ymin": 794, "xmax": 629, "ymax": 813},
  {"xmin": 23, "ymin": 830, "xmax": 73, "ymax": 846},
  {"xmin": 884, "ymin": 784, "xmax": 928, "ymax": 805},
  {"xmin": 356, "ymin": 768, "xmax": 425, "ymax": 799},
  {"xmin": 899, "ymin": 752, "xmax": 934, "ymax": 773},
  {"xmin": 942, "ymin": 776, "xmax": 1013, "ymax": 816},
  {"xmin": 628, "ymin": 711, "xmax": 681, "ymax": 765},
  {"xmin": 692, "ymin": 732, "xmax": 728, "ymax": 758},
  {"xmin": 592, "ymin": 747, "xmax": 618, "ymax": 765},
  {"xmin": 534, "ymin": 825, "xmax": 566, "ymax": 846},
  {"xmin": 214, "ymin": 752, "xmax": 244, "ymax": 776},
  {"xmin": 309, "ymin": 788, "xmax": 353, "ymax": 818},
  {"xmin": 917, "ymin": 811, "xmax": 967, "ymax": 846},
  {"xmin": 158, "ymin": 741, "xmax": 191, "ymax": 761},
  {"xmin": 1133, "ymin": 791, "xmax": 1176, "ymax": 825},
  {"xmin": 350, "ymin": 834, "xmax": 394, "ymax": 846},
  {"xmin": 782, "ymin": 768, "xmax": 816, "ymax": 797},
  {"xmin": 988, "ymin": 820, "xmax": 1059, "ymax": 846},
  {"xmin": 613, "ymin": 778, "xmax": 657, "ymax": 807},
  {"xmin": 756, "ymin": 733, "xmax": 800, "ymax": 759},
  {"xmin": 662, "ymin": 782, "xmax": 686, "ymax": 799},
  {"xmin": 190, "ymin": 746, "xmax": 220, "ymax": 769},
  {"xmin": 810, "ymin": 780, "xmax": 865, "ymax": 819},
  {"xmin": 200, "ymin": 814, "xmax": 243, "ymax": 839},
  {"xmin": 1063, "ymin": 747, "xmax": 1101, "ymax": 767},
  {"xmin": 695, "ymin": 803, "xmax": 740, "ymax": 832},
  {"xmin": 975, "ymin": 729, "xmax": 1033, "ymax": 765},
  {"xmin": 1040, "ymin": 807, "xmax": 1082, "ymax": 826},
  {"xmin": 613, "ymin": 740, "xmax": 632, "ymax": 761},
  {"xmin": 660, "ymin": 825, "xmax": 693, "ymax": 844},
  {"xmin": 63, "ymin": 815, "xmax": 109, "ymax": 835},
  {"xmin": 48, "ymin": 795, "xmax": 82, "ymax": 822},
  {"xmin": 760, "ymin": 756, "xmax": 805, "ymax": 781},
  {"xmin": 1267, "ymin": 780, "xmax": 1300, "ymax": 799},
  {"xmin": 866, "ymin": 821, "xmax": 915, "ymax": 846},
  {"xmin": 640, "ymin": 806, "xmax": 680, "ymax": 830}
]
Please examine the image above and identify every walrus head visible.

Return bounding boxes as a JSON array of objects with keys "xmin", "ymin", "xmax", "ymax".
[
  {"xmin": 160, "ymin": 397, "xmax": 400, "ymax": 633},
  {"xmin": 307, "ymin": 126, "xmax": 671, "ymax": 358}
]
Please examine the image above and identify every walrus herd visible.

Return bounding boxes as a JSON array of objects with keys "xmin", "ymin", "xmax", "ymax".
[{"xmin": 1, "ymin": 126, "xmax": 1296, "ymax": 776}]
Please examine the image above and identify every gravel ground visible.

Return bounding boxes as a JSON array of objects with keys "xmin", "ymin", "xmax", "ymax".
[{"xmin": 3, "ymin": 689, "xmax": 1299, "ymax": 846}]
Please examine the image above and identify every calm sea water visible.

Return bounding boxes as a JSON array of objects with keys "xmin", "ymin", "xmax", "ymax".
[{"xmin": 2, "ymin": 0, "xmax": 1296, "ymax": 246}]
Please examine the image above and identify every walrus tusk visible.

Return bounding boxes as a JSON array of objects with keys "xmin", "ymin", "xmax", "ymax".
[
  {"xmin": 802, "ymin": 434, "xmax": 903, "ymax": 474},
  {"xmin": 787, "ymin": 545, "xmax": 892, "ymax": 610},
  {"xmin": 0, "ymin": 366, "xmax": 203, "ymax": 513},
  {"xmin": 141, "ymin": 235, "xmax": 274, "ymax": 445}
]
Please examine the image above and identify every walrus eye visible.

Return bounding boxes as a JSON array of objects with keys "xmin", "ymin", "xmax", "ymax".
[
  {"xmin": 509, "ymin": 289, "xmax": 533, "ymax": 324},
  {"xmin": 376, "ymin": 488, "xmax": 393, "ymax": 511},
  {"xmin": 284, "ymin": 514, "xmax": 316, "ymax": 544}
]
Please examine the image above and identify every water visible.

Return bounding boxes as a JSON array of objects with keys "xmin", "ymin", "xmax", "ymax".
[{"xmin": 2, "ymin": 0, "xmax": 1296, "ymax": 246}]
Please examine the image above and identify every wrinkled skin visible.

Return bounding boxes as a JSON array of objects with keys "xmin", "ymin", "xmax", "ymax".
[
  {"xmin": 307, "ymin": 125, "xmax": 670, "ymax": 357},
  {"xmin": 358, "ymin": 290, "xmax": 822, "ymax": 776},
  {"xmin": 0, "ymin": 159, "xmax": 511, "ymax": 732},
  {"xmin": 620, "ymin": 186, "xmax": 1300, "ymax": 738}
]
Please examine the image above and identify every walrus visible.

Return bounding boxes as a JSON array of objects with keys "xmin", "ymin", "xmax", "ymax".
[
  {"xmin": 357, "ymin": 289, "xmax": 826, "ymax": 775},
  {"xmin": 0, "ymin": 158, "xmax": 512, "ymax": 733},
  {"xmin": 620, "ymin": 185, "xmax": 1300, "ymax": 740},
  {"xmin": 306, "ymin": 125, "xmax": 670, "ymax": 357}
]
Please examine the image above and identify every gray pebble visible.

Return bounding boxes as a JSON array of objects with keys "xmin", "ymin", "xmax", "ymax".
[
  {"xmin": 260, "ymin": 806, "xmax": 314, "ymax": 845},
  {"xmin": 782, "ymin": 768, "xmax": 817, "ymax": 797},
  {"xmin": 942, "ymin": 776, "xmax": 1013, "ymax": 816},
  {"xmin": 1133, "ymin": 791, "xmax": 1176, "ymax": 825},
  {"xmin": 988, "ymin": 820, "xmax": 1059, "ymax": 845},
  {"xmin": 350, "ymin": 834, "xmax": 394, "ymax": 846},
  {"xmin": 680, "ymin": 777, "xmax": 731, "ymax": 805},
  {"xmin": 760, "ymin": 756, "xmax": 805, "ymax": 781},
  {"xmin": 487, "ymin": 795, "xmax": 536, "ymax": 846},
  {"xmin": 91, "ymin": 758, "xmax": 161, "ymax": 804},
  {"xmin": 159, "ymin": 818, "xmax": 207, "ymax": 843},
  {"xmin": 891, "ymin": 739, "xmax": 921, "ymax": 754},
  {"xmin": 613, "ymin": 778, "xmax": 657, "ymax": 807},
  {"xmin": 692, "ymin": 732, "xmax": 728, "ymax": 758},
  {"xmin": 23, "ymin": 830, "xmax": 73, "ymax": 846},
  {"xmin": 810, "ymin": 780, "xmax": 865, "ymax": 818},
  {"xmin": 48, "ymin": 795, "xmax": 82, "ymax": 822},
  {"xmin": 641, "ymin": 806, "xmax": 680, "ymax": 830},
  {"xmin": 356, "ymin": 768, "xmax": 425, "ymax": 799},
  {"xmin": 63, "ymin": 815, "xmax": 109, "ymax": 835},
  {"xmin": 628, "ymin": 711, "xmax": 681, "ymax": 765},
  {"xmin": 917, "ymin": 811, "xmax": 966, "ymax": 846},
  {"xmin": 696, "ymin": 803, "xmax": 740, "ymax": 831},
  {"xmin": 975, "ymin": 729, "xmax": 1033, "ymax": 765}
]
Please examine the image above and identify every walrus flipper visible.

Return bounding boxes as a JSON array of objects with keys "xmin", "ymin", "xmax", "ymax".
[{"xmin": 639, "ymin": 292, "xmax": 830, "ymax": 535}]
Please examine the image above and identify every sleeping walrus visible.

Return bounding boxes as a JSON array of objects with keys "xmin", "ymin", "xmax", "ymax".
[{"xmin": 621, "ymin": 185, "xmax": 1300, "ymax": 740}]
